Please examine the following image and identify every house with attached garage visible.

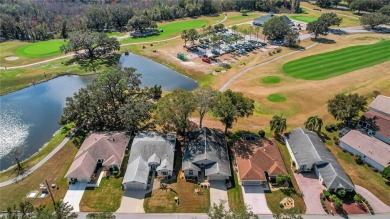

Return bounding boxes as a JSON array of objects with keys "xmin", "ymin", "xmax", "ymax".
[
  {"xmin": 122, "ymin": 132, "xmax": 176, "ymax": 190},
  {"xmin": 285, "ymin": 128, "xmax": 355, "ymax": 192},
  {"xmin": 182, "ymin": 127, "xmax": 231, "ymax": 181},
  {"xmin": 65, "ymin": 132, "xmax": 129, "ymax": 185},
  {"xmin": 234, "ymin": 135, "xmax": 287, "ymax": 187}
]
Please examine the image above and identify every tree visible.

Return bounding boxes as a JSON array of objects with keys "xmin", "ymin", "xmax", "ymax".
[
  {"xmin": 307, "ymin": 20, "xmax": 329, "ymax": 38},
  {"xmin": 378, "ymin": 5, "xmax": 390, "ymax": 16},
  {"xmin": 350, "ymin": 0, "xmax": 369, "ymax": 13},
  {"xmin": 284, "ymin": 30, "xmax": 299, "ymax": 46},
  {"xmin": 270, "ymin": 114, "xmax": 287, "ymax": 136},
  {"xmin": 127, "ymin": 15, "xmax": 157, "ymax": 33},
  {"xmin": 212, "ymin": 90, "xmax": 254, "ymax": 135},
  {"xmin": 181, "ymin": 29, "xmax": 189, "ymax": 47},
  {"xmin": 155, "ymin": 89, "xmax": 196, "ymax": 134},
  {"xmin": 108, "ymin": 5, "xmax": 134, "ymax": 31},
  {"xmin": 304, "ymin": 115, "xmax": 323, "ymax": 132},
  {"xmin": 61, "ymin": 66, "xmax": 154, "ymax": 132},
  {"xmin": 316, "ymin": 0, "xmax": 332, "ymax": 8},
  {"xmin": 187, "ymin": 28, "xmax": 199, "ymax": 45},
  {"xmin": 360, "ymin": 13, "xmax": 390, "ymax": 29},
  {"xmin": 346, "ymin": 0, "xmax": 355, "ymax": 7},
  {"xmin": 149, "ymin": 85, "xmax": 162, "ymax": 100},
  {"xmin": 193, "ymin": 86, "xmax": 217, "ymax": 128},
  {"xmin": 208, "ymin": 200, "xmax": 259, "ymax": 219},
  {"xmin": 85, "ymin": 7, "xmax": 109, "ymax": 32},
  {"xmin": 327, "ymin": 93, "xmax": 367, "ymax": 126},
  {"xmin": 60, "ymin": 31, "xmax": 120, "ymax": 71},
  {"xmin": 276, "ymin": 174, "xmax": 290, "ymax": 186},
  {"xmin": 9, "ymin": 146, "xmax": 25, "ymax": 176},
  {"xmin": 332, "ymin": 0, "xmax": 342, "ymax": 7},
  {"xmin": 87, "ymin": 212, "xmax": 115, "ymax": 219},
  {"xmin": 382, "ymin": 166, "xmax": 390, "ymax": 181},
  {"xmin": 318, "ymin": 13, "xmax": 342, "ymax": 26},
  {"xmin": 263, "ymin": 16, "xmax": 290, "ymax": 40},
  {"xmin": 54, "ymin": 201, "xmax": 78, "ymax": 219}
]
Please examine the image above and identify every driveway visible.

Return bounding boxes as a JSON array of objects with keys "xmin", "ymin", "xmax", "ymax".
[
  {"xmin": 117, "ymin": 190, "xmax": 145, "ymax": 213},
  {"xmin": 63, "ymin": 182, "xmax": 87, "ymax": 212},
  {"xmin": 355, "ymin": 185, "xmax": 390, "ymax": 213},
  {"xmin": 210, "ymin": 181, "xmax": 229, "ymax": 211},
  {"xmin": 242, "ymin": 185, "xmax": 272, "ymax": 214},
  {"xmin": 294, "ymin": 173, "xmax": 326, "ymax": 215}
]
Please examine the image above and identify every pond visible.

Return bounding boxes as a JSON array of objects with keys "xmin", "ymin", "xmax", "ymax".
[{"xmin": 0, "ymin": 53, "xmax": 198, "ymax": 170}]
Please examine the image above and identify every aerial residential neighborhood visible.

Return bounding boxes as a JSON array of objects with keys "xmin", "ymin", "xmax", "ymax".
[{"xmin": 0, "ymin": 0, "xmax": 390, "ymax": 219}]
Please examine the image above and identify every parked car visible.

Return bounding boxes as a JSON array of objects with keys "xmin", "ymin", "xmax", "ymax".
[{"xmin": 202, "ymin": 57, "xmax": 211, "ymax": 63}]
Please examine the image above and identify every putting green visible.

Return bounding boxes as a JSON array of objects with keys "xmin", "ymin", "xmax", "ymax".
[
  {"xmin": 15, "ymin": 40, "xmax": 66, "ymax": 58},
  {"xmin": 267, "ymin": 93, "xmax": 286, "ymax": 102},
  {"xmin": 262, "ymin": 76, "xmax": 281, "ymax": 84},
  {"xmin": 121, "ymin": 19, "xmax": 209, "ymax": 43},
  {"xmin": 289, "ymin": 15, "xmax": 317, "ymax": 23},
  {"xmin": 283, "ymin": 40, "xmax": 390, "ymax": 80}
]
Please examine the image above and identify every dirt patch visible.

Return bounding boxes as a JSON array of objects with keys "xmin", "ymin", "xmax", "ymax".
[{"xmin": 5, "ymin": 56, "xmax": 19, "ymax": 61}]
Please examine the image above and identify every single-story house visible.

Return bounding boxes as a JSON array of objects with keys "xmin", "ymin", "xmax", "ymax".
[
  {"xmin": 285, "ymin": 128, "xmax": 355, "ymax": 192},
  {"xmin": 122, "ymin": 132, "xmax": 176, "ymax": 190},
  {"xmin": 340, "ymin": 130, "xmax": 390, "ymax": 171},
  {"xmin": 65, "ymin": 132, "xmax": 129, "ymax": 183},
  {"xmin": 358, "ymin": 110, "xmax": 390, "ymax": 144},
  {"xmin": 234, "ymin": 135, "xmax": 287, "ymax": 186},
  {"xmin": 253, "ymin": 12, "xmax": 293, "ymax": 26},
  {"xmin": 369, "ymin": 95, "xmax": 390, "ymax": 117},
  {"xmin": 182, "ymin": 127, "xmax": 231, "ymax": 181}
]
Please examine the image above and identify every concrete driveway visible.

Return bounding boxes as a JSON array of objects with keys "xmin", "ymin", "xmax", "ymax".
[
  {"xmin": 117, "ymin": 190, "xmax": 145, "ymax": 213},
  {"xmin": 294, "ymin": 173, "xmax": 326, "ymax": 215},
  {"xmin": 242, "ymin": 185, "xmax": 272, "ymax": 214},
  {"xmin": 210, "ymin": 181, "xmax": 229, "ymax": 211},
  {"xmin": 355, "ymin": 185, "xmax": 390, "ymax": 213},
  {"xmin": 63, "ymin": 182, "xmax": 87, "ymax": 212}
]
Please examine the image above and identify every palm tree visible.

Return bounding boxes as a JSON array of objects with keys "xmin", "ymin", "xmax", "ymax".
[
  {"xmin": 304, "ymin": 115, "xmax": 323, "ymax": 132},
  {"xmin": 240, "ymin": 28, "xmax": 248, "ymax": 43},
  {"xmin": 248, "ymin": 26, "xmax": 253, "ymax": 41},
  {"xmin": 206, "ymin": 25, "xmax": 213, "ymax": 40},
  {"xmin": 231, "ymin": 25, "xmax": 238, "ymax": 34},
  {"xmin": 270, "ymin": 114, "xmax": 287, "ymax": 136},
  {"xmin": 254, "ymin": 26, "xmax": 260, "ymax": 40},
  {"xmin": 181, "ymin": 29, "xmax": 188, "ymax": 47}
]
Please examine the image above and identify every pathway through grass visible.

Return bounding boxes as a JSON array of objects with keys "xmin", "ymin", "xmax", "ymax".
[{"xmin": 283, "ymin": 40, "xmax": 390, "ymax": 80}]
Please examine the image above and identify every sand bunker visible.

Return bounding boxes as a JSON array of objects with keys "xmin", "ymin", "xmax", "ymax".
[{"xmin": 5, "ymin": 56, "xmax": 19, "ymax": 60}]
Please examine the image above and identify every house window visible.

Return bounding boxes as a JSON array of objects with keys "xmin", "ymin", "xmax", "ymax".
[
  {"xmin": 189, "ymin": 170, "xmax": 193, "ymax": 175},
  {"xmin": 162, "ymin": 171, "xmax": 168, "ymax": 176}
]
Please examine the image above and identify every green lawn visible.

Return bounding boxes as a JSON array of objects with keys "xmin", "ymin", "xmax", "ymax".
[
  {"xmin": 15, "ymin": 40, "xmax": 66, "ymax": 58},
  {"xmin": 266, "ymin": 189, "xmax": 305, "ymax": 214},
  {"xmin": 289, "ymin": 15, "xmax": 317, "ymax": 22},
  {"xmin": 268, "ymin": 93, "xmax": 287, "ymax": 102},
  {"xmin": 283, "ymin": 40, "xmax": 390, "ymax": 80},
  {"xmin": 262, "ymin": 76, "xmax": 281, "ymax": 84},
  {"xmin": 227, "ymin": 172, "xmax": 245, "ymax": 211},
  {"xmin": 121, "ymin": 19, "xmax": 209, "ymax": 43}
]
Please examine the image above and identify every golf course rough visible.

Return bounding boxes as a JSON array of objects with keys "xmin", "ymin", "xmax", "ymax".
[
  {"xmin": 262, "ymin": 76, "xmax": 281, "ymax": 84},
  {"xmin": 267, "ymin": 93, "xmax": 286, "ymax": 102},
  {"xmin": 289, "ymin": 15, "xmax": 317, "ymax": 23},
  {"xmin": 15, "ymin": 40, "xmax": 67, "ymax": 58},
  {"xmin": 283, "ymin": 40, "xmax": 390, "ymax": 80}
]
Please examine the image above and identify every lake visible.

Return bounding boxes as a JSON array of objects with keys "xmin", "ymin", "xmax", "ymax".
[{"xmin": 0, "ymin": 53, "xmax": 198, "ymax": 170}]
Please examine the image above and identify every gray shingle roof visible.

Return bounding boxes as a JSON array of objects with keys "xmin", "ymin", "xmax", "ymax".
[
  {"xmin": 123, "ymin": 156, "xmax": 149, "ymax": 184},
  {"xmin": 285, "ymin": 128, "xmax": 355, "ymax": 191},
  {"xmin": 183, "ymin": 127, "xmax": 231, "ymax": 177},
  {"xmin": 123, "ymin": 132, "xmax": 176, "ymax": 184},
  {"xmin": 253, "ymin": 14, "xmax": 293, "ymax": 26}
]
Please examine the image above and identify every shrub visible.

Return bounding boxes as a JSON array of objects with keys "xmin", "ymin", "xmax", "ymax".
[
  {"xmin": 258, "ymin": 130, "xmax": 265, "ymax": 138},
  {"xmin": 334, "ymin": 198, "xmax": 343, "ymax": 210},
  {"xmin": 354, "ymin": 154, "xmax": 364, "ymax": 165},
  {"xmin": 276, "ymin": 48, "xmax": 282, "ymax": 53},
  {"xmin": 336, "ymin": 188, "xmax": 346, "ymax": 198},
  {"xmin": 325, "ymin": 125, "xmax": 333, "ymax": 132},
  {"xmin": 215, "ymin": 67, "xmax": 224, "ymax": 72},
  {"xmin": 279, "ymin": 203, "xmax": 284, "ymax": 208},
  {"xmin": 323, "ymin": 190, "xmax": 331, "ymax": 199},
  {"xmin": 269, "ymin": 52, "xmax": 273, "ymax": 56},
  {"xmin": 221, "ymin": 63, "xmax": 231, "ymax": 69},
  {"xmin": 333, "ymin": 136, "xmax": 340, "ymax": 145},
  {"xmin": 329, "ymin": 194, "xmax": 337, "ymax": 202},
  {"xmin": 330, "ymin": 124, "xmax": 337, "ymax": 131},
  {"xmin": 354, "ymin": 194, "xmax": 363, "ymax": 204}
]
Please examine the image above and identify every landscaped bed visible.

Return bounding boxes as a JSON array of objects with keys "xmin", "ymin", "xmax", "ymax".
[{"xmin": 283, "ymin": 40, "xmax": 390, "ymax": 80}]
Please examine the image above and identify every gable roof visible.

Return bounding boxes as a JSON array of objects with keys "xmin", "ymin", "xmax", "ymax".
[
  {"xmin": 65, "ymin": 132, "xmax": 129, "ymax": 179},
  {"xmin": 285, "ymin": 128, "xmax": 355, "ymax": 191},
  {"xmin": 234, "ymin": 139, "xmax": 287, "ymax": 181},
  {"xmin": 123, "ymin": 132, "xmax": 176, "ymax": 184},
  {"xmin": 362, "ymin": 111, "xmax": 390, "ymax": 140},
  {"xmin": 183, "ymin": 127, "xmax": 231, "ymax": 177},
  {"xmin": 340, "ymin": 130, "xmax": 390, "ymax": 168},
  {"xmin": 253, "ymin": 13, "xmax": 293, "ymax": 26},
  {"xmin": 369, "ymin": 95, "xmax": 390, "ymax": 116}
]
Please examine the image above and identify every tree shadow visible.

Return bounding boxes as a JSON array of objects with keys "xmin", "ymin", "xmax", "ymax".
[{"xmin": 311, "ymin": 38, "xmax": 336, "ymax": 44}]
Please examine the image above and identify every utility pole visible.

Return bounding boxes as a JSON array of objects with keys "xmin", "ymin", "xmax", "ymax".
[{"xmin": 45, "ymin": 179, "xmax": 56, "ymax": 209}]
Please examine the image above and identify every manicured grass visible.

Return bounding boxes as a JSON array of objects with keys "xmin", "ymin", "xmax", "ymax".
[
  {"xmin": 289, "ymin": 15, "xmax": 317, "ymax": 22},
  {"xmin": 266, "ymin": 189, "xmax": 305, "ymax": 214},
  {"xmin": 121, "ymin": 19, "xmax": 209, "ymax": 43},
  {"xmin": 0, "ymin": 124, "xmax": 72, "ymax": 182},
  {"xmin": 0, "ymin": 141, "xmax": 78, "ymax": 211},
  {"xmin": 228, "ymin": 13, "xmax": 257, "ymax": 21},
  {"xmin": 267, "ymin": 93, "xmax": 287, "ymax": 102},
  {"xmin": 227, "ymin": 172, "xmax": 245, "ymax": 211},
  {"xmin": 283, "ymin": 40, "xmax": 390, "ymax": 80},
  {"xmin": 262, "ymin": 76, "xmax": 281, "ymax": 84},
  {"xmin": 15, "ymin": 40, "xmax": 66, "ymax": 58}
]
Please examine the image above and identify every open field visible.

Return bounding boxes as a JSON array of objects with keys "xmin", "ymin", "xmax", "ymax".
[
  {"xmin": 0, "ymin": 141, "xmax": 78, "ymax": 211},
  {"xmin": 284, "ymin": 40, "xmax": 390, "ymax": 80},
  {"xmin": 0, "ymin": 124, "xmax": 72, "ymax": 182}
]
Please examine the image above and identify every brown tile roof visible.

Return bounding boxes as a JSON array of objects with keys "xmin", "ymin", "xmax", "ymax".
[
  {"xmin": 65, "ymin": 132, "xmax": 129, "ymax": 179},
  {"xmin": 369, "ymin": 95, "xmax": 390, "ymax": 116},
  {"xmin": 234, "ymin": 139, "xmax": 287, "ymax": 181},
  {"xmin": 362, "ymin": 111, "xmax": 390, "ymax": 139},
  {"xmin": 340, "ymin": 130, "xmax": 390, "ymax": 168}
]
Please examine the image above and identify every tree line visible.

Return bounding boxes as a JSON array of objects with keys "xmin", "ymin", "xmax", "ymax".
[{"xmin": 0, "ymin": 0, "xmax": 301, "ymax": 42}]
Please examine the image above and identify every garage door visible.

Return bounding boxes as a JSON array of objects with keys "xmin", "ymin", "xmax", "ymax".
[
  {"xmin": 208, "ymin": 175, "xmax": 227, "ymax": 181},
  {"xmin": 123, "ymin": 182, "xmax": 146, "ymax": 190},
  {"xmin": 242, "ymin": 180, "xmax": 262, "ymax": 185}
]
